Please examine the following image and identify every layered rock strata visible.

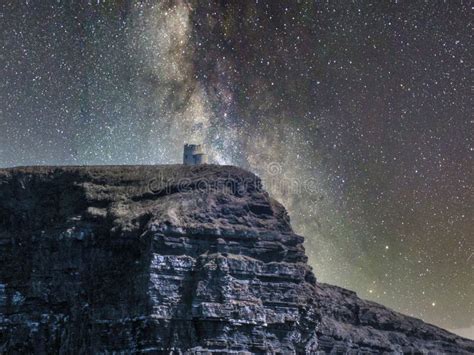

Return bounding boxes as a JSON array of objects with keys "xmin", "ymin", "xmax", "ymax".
[{"xmin": 0, "ymin": 165, "xmax": 472, "ymax": 354}]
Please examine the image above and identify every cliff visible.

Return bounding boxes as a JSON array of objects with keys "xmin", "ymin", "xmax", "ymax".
[{"xmin": 0, "ymin": 165, "xmax": 472, "ymax": 354}]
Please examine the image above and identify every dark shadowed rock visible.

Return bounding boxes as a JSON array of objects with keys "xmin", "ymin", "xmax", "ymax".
[{"xmin": 0, "ymin": 165, "xmax": 472, "ymax": 354}]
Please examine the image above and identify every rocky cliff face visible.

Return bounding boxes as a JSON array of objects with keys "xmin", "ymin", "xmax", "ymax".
[{"xmin": 0, "ymin": 165, "xmax": 472, "ymax": 354}]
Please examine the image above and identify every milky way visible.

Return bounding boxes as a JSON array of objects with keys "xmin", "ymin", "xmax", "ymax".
[{"xmin": 0, "ymin": 0, "xmax": 472, "ymax": 337}]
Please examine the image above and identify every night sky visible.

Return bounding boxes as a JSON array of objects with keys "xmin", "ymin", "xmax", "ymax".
[{"xmin": 0, "ymin": 0, "xmax": 472, "ymax": 338}]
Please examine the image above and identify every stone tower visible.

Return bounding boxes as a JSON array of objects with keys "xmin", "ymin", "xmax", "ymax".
[{"xmin": 183, "ymin": 143, "xmax": 208, "ymax": 165}]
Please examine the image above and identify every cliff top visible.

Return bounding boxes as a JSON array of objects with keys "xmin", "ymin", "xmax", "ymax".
[{"xmin": 0, "ymin": 164, "xmax": 294, "ymax": 238}]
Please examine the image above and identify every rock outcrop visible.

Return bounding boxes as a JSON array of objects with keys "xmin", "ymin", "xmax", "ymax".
[{"xmin": 0, "ymin": 165, "xmax": 472, "ymax": 354}]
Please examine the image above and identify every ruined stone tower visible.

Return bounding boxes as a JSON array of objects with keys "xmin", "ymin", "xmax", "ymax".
[{"xmin": 183, "ymin": 143, "xmax": 208, "ymax": 165}]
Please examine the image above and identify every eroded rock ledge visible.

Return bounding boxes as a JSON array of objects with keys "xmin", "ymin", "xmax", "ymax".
[{"xmin": 0, "ymin": 165, "xmax": 472, "ymax": 354}]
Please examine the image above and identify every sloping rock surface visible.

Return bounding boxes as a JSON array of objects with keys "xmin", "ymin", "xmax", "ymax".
[{"xmin": 0, "ymin": 165, "xmax": 472, "ymax": 354}]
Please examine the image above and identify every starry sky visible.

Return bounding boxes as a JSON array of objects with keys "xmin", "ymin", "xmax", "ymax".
[{"xmin": 0, "ymin": 0, "xmax": 472, "ymax": 338}]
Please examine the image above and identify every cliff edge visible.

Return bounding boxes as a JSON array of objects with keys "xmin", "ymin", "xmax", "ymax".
[{"xmin": 0, "ymin": 165, "xmax": 472, "ymax": 354}]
